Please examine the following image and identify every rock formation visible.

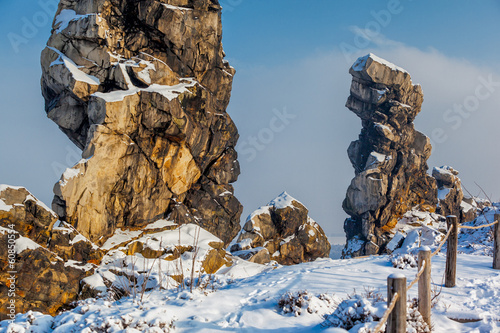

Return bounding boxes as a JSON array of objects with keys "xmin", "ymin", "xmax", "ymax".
[
  {"xmin": 80, "ymin": 221, "xmax": 235, "ymax": 300},
  {"xmin": 231, "ymin": 192, "xmax": 331, "ymax": 265},
  {"xmin": 433, "ymin": 166, "xmax": 476, "ymax": 222},
  {"xmin": 342, "ymin": 54, "xmax": 438, "ymax": 257},
  {"xmin": 41, "ymin": 0, "xmax": 242, "ymax": 246},
  {"xmin": 0, "ymin": 184, "xmax": 245, "ymax": 320},
  {"xmin": 0, "ymin": 185, "xmax": 99, "ymax": 319}
]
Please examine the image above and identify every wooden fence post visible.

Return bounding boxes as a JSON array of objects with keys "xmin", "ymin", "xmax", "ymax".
[
  {"xmin": 387, "ymin": 273, "xmax": 406, "ymax": 333},
  {"xmin": 445, "ymin": 215, "xmax": 458, "ymax": 288},
  {"xmin": 494, "ymin": 214, "xmax": 500, "ymax": 269},
  {"xmin": 418, "ymin": 246, "xmax": 431, "ymax": 327}
]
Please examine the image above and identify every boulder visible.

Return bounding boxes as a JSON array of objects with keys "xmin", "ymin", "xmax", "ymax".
[
  {"xmin": 0, "ymin": 185, "xmax": 97, "ymax": 320},
  {"xmin": 41, "ymin": 0, "xmax": 242, "ymax": 246},
  {"xmin": 0, "ymin": 185, "xmax": 57, "ymax": 246},
  {"xmin": 342, "ymin": 54, "xmax": 438, "ymax": 257},
  {"xmin": 433, "ymin": 166, "xmax": 477, "ymax": 222},
  {"xmin": 231, "ymin": 192, "xmax": 331, "ymax": 265}
]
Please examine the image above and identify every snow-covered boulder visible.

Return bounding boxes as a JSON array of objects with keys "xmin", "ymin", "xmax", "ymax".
[
  {"xmin": 433, "ymin": 165, "xmax": 477, "ymax": 222},
  {"xmin": 231, "ymin": 192, "xmax": 331, "ymax": 265},
  {"xmin": 0, "ymin": 185, "xmax": 97, "ymax": 319}
]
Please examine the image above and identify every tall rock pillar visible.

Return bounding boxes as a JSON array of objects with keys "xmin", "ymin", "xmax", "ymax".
[
  {"xmin": 342, "ymin": 54, "xmax": 437, "ymax": 257},
  {"xmin": 41, "ymin": 0, "xmax": 242, "ymax": 245}
]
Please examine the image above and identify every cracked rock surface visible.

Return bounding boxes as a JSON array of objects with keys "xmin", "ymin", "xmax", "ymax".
[
  {"xmin": 41, "ymin": 0, "xmax": 242, "ymax": 245},
  {"xmin": 342, "ymin": 54, "xmax": 438, "ymax": 257}
]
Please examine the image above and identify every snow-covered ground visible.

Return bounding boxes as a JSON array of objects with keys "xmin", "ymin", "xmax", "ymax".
[
  {"xmin": 3, "ymin": 251, "xmax": 500, "ymax": 332},
  {"xmin": 3, "ymin": 205, "xmax": 500, "ymax": 333}
]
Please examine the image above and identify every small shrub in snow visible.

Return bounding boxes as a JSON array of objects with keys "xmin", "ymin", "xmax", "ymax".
[
  {"xmin": 277, "ymin": 291, "xmax": 335, "ymax": 316},
  {"xmin": 407, "ymin": 298, "xmax": 431, "ymax": 333},
  {"xmin": 391, "ymin": 253, "xmax": 417, "ymax": 269},
  {"xmin": 323, "ymin": 290, "xmax": 430, "ymax": 333},
  {"xmin": 322, "ymin": 289, "xmax": 385, "ymax": 330},
  {"xmin": 1, "ymin": 303, "xmax": 176, "ymax": 333}
]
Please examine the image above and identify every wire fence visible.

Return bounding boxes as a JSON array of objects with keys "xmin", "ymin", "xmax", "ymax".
[{"xmin": 371, "ymin": 215, "xmax": 500, "ymax": 333}]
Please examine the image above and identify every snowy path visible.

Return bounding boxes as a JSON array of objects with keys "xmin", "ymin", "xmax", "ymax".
[{"xmin": 172, "ymin": 254, "xmax": 500, "ymax": 332}]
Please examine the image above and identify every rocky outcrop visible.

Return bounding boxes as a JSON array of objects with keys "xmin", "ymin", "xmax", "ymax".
[
  {"xmin": 0, "ymin": 185, "xmax": 99, "ymax": 319},
  {"xmin": 41, "ymin": 0, "xmax": 242, "ymax": 246},
  {"xmin": 78, "ymin": 222, "xmax": 235, "ymax": 299},
  {"xmin": 0, "ymin": 185, "xmax": 242, "ymax": 319},
  {"xmin": 231, "ymin": 192, "xmax": 331, "ymax": 265},
  {"xmin": 342, "ymin": 54, "xmax": 438, "ymax": 257},
  {"xmin": 433, "ymin": 166, "xmax": 477, "ymax": 222}
]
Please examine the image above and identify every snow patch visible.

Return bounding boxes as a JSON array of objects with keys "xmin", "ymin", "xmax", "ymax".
[
  {"xmin": 143, "ymin": 219, "xmax": 177, "ymax": 230},
  {"xmin": 15, "ymin": 237, "xmax": 41, "ymax": 254},
  {"xmin": 65, "ymin": 260, "xmax": 94, "ymax": 271},
  {"xmin": 162, "ymin": 4, "xmax": 193, "ymax": 11},
  {"xmin": 219, "ymin": 190, "xmax": 232, "ymax": 197},
  {"xmin": 49, "ymin": 47, "xmax": 100, "ymax": 85},
  {"xmin": 268, "ymin": 191, "xmax": 302, "ymax": 209},
  {"xmin": 92, "ymin": 79, "xmax": 197, "ymax": 103},
  {"xmin": 369, "ymin": 151, "xmax": 387, "ymax": 165},
  {"xmin": 374, "ymin": 122, "xmax": 392, "ymax": 134},
  {"xmin": 82, "ymin": 273, "xmax": 108, "ymax": 293},
  {"xmin": 59, "ymin": 166, "xmax": 82, "ymax": 187},
  {"xmin": 0, "ymin": 199, "xmax": 13, "ymax": 212},
  {"xmin": 352, "ymin": 53, "xmax": 409, "ymax": 73},
  {"xmin": 101, "ymin": 229, "xmax": 143, "ymax": 250},
  {"xmin": 438, "ymin": 188, "xmax": 451, "ymax": 200},
  {"xmin": 54, "ymin": 9, "xmax": 95, "ymax": 33}
]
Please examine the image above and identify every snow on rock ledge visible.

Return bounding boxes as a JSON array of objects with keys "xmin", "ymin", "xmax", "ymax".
[{"xmin": 85, "ymin": 222, "xmax": 268, "ymax": 298}]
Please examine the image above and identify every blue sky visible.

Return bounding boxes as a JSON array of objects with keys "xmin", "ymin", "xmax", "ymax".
[
  {"xmin": 1, "ymin": 1, "xmax": 500, "ymax": 239},
  {"xmin": 221, "ymin": 0, "xmax": 500, "ymax": 67}
]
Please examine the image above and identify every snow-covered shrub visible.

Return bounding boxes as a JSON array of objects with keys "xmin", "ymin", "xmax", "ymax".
[
  {"xmin": 323, "ymin": 290, "xmax": 431, "ymax": 332},
  {"xmin": 407, "ymin": 298, "xmax": 431, "ymax": 333},
  {"xmin": 390, "ymin": 253, "xmax": 417, "ymax": 269},
  {"xmin": 322, "ymin": 290, "xmax": 385, "ymax": 330},
  {"xmin": 458, "ymin": 205, "xmax": 500, "ymax": 256},
  {"xmin": 277, "ymin": 291, "xmax": 335, "ymax": 316},
  {"xmin": 2, "ymin": 307, "xmax": 175, "ymax": 333}
]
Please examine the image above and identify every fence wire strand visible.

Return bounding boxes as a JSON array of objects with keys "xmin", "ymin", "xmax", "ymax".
[
  {"xmin": 373, "ymin": 292, "xmax": 399, "ymax": 333},
  {"xmin": 432, "ymin": 224, "xmax": 454, "ymax": 257},
  {"xmin": 459, "ymin": 220, "xmax": 498, "ymax": 230},
  {"xmin": 407, "ymin": 259, "xmax": 426, "ymax": 290}
]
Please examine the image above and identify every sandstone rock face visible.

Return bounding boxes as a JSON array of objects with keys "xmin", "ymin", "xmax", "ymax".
[
  {"xmin": 231, "ymin": 192, "xmax": 331, "ymax": 265},
  {"xmin": 342, "ymin": 54, "xmax": 438, "ymax": 257},
  {"xmin": 41, "ymin": 0, "xmax": 242, "ymax": 246},
  {"xmin": 433, "ymin": 166, "xmax": 477, "ymax": 223},
  {"xmin": 0, "ymin": 185, "xmax": 99, "ymax": 320}
]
